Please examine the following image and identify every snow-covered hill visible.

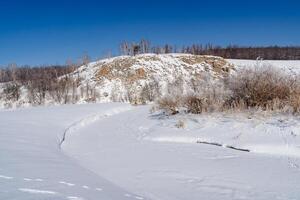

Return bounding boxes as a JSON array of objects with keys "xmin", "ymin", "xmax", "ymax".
[
  {"xmin": 0, "ymin": 54, "xmax": 234, "ymax": 108},
  {"xmin": 1, "ymin": 55, "xmax": 300, "ymax": 109},
  {"xmin": 72, "ymin": 54, "xmax": 234, "ymax": 103}
]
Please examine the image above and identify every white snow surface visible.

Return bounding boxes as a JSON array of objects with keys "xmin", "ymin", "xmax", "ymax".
[
  {"xmin": 1, "ymin": 103, "xmax": 300, "ymax": 199},
  {"xmin": 227, "ymin": 59, "xmax": 300, "ymax": 75},
  {"xmin": 62, "ymin": 106, "xmax": 300, "ymax": 200},
  {"xmin": 0, "ymin": 103, "xmax": 142, "ymax": 200}
]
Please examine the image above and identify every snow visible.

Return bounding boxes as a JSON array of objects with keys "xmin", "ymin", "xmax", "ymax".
[
  {"xmin": 18, "ymin": 188, "xmax": 58, "ymax": 195},
  {"xmin": 227, "ymin": 59, "xmax": 300, "ymax": 75},
  {"xmin": 1, "ymin": 103, "xmax": 300, "ymax": 199},
  {"xmin": 1, "ymin": 58, "xmax": 300, "ymax": 199},
  {"xmin": 0, "ymin": 103, "xmax": 141, "ymax": 200},
  {"xmin": 61, "ymin": 105, "xmax": 300, "ymax": 200},
  {"xmin": 0, "ymin": 54, "xmax": 232, "ymax": 108},
  {"xmin": 72, "ymin": 54, "xmax": 233, "ymax": 102}
]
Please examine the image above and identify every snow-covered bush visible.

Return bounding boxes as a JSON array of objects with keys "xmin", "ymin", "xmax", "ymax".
[
  {"xmin": 226, "ymin": 66, "xmax": 297, "ymax": 111},
  {"xmin": 288, "ymin": 76, "xmax": 300, "ymax": 114},
  {"xmin": 157, "ymin": 65, "xmax": 300, "ymax": 115},
  {"xmin": 228, "ymin": 67, "xmax": 291, "ymax": 109},
  {"xmin": 2, "ymin": 83, "xmax": 21, "ymax": 102},
  {"xmin": 157, "ymin": 95, "xmax": 181, "ymax": 115}
]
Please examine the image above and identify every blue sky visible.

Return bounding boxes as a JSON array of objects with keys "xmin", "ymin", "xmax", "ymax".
[{"xmin": 0, "ymin": 0, "xmax": 299, "ymax": 66}]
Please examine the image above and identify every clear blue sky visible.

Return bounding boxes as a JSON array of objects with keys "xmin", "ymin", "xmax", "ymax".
[{"xmin": 0, "ymin": 0, "xmax": 299, "ymax": 66}]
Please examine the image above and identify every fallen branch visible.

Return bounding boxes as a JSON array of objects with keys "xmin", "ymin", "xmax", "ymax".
[{"xmin": 197, "ymin": 140, "xmax": 250, "ymax": 152}]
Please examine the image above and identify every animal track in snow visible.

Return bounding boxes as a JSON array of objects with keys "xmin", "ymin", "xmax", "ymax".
[
  {"xmin": 0, "ymin": 174, "xmax": 13, "ymax": 180},
  {"xmin": 82, "ymin": 185, "xmax": 89, "ymax": 189},
  {"xmin": 67, "ymin": 196, "xmax": 84, "ymax": 200},
  {"xmin": 22, "ymin": 178, "xmax": 43, "ymax": 182},
  {"xmin": 2, "ymin": 170, "xmax": 141, "ymax": 200},
  {"xmin": 59, "ymin": 181, "xmax": 75, "ymax": 186},
  {"xmin": 18, "ymin": 188, "xmax": 57, "ymax": 195}
]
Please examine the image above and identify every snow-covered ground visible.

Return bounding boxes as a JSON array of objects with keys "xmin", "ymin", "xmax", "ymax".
[
  {"xmin": 0, "ymin": 103, "xmax": 145, "ymax": 200},
  {"xmin": 61, "ymin": 105, "xmax": 300, "ymax": 200},
  {"xmin": 227, "ymin": 59, "xmax": 300, "ymax": 75},
  {"xmin": 2, "ymin": 103, "xmax": 299, "ymax": 199},
  {"xmin": 1, "ymin": 59, "xmax": 300, "ymax": 200}
]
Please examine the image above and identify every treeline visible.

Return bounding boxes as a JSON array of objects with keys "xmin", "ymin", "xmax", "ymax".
[
  {"xmin": 0, "ymin": 53, "xmax": 91, "ymax": 83},
  {"xmin": 182, "ymin": 45, "xmax": 300, "ymax": 60},
  {"xmin": 0, "ymin": 56, "xmax": 100, "ymax": 106},
  {"xmin": 0, "ymin": 64, "xmax": 79, "ymax": 105},
  {"xmin": 0, "ymin": 64, "xmax": 75, "ymax": 83},
  {"xmin": 120, "ymin": 40, "xmax": 300, "ymax": 60}
]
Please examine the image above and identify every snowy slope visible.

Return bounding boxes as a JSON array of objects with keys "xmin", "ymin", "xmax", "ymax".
[
  {"xmin": 2, "ymin": 56, "xmax": 300, "ymax": 109},
  {"xmin": 73, "ymin": 54, "xmax": 233, "ymax": 102},
  {"xmin": 0, "ymin": 54, "xmax": 233, "ymax": 108},
  {"xmin": 62, "ymin": 104, "xmax": 300, "ymax": 200},
  {"xmin": 0, "ymin": 103, "xmax": 147, "ymax": 200}
]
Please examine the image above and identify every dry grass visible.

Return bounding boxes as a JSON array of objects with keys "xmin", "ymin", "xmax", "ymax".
[
  {"xmin": 226, "ymin": 66, "xmax": 296, "ymax": 111},
  {"xmin": 180, "ymin": 55, "xmax": 234, "ymax": 75},
  {"xmin": 96, "ymin": 57, "xmax": 138, "ymax": 81},
  {"xmin": 157, "ymin": 95, "xmax": 181, "ymax": 115},
  {"xmin": 157, "ymin": 65, "xmax": 300, "ymax": 115},
  {"xmin": 184, "ymin": 96, "xmax": 205, "ymax": 114},
  {"xmin": 289, "ymin": 78, "xmax": 300, "ymax": 113}
]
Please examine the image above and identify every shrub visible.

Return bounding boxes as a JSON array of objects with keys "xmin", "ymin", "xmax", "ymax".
[
  {"xmin": 226, "ymin": 66, "xmax": 294, "ymax": 110},
  {"xmin": 157, "ymin": 95, "xmax": 181, "ymax": 115},
  {"xmin": 290, "ymin": 94, "xmax": 300, "ymax": 113},
  {"xmin": 289, "ymin": 78, "xmax": 300, "ymax": 113},
  {"xmin": 3, "ymin": 83, "xmax": 21, "ymax": 101},
  {"xmin": 184, "ymin": 95, "xmax": 205, "ymax": 114},
  {"xmin": 156, "ymin": 65, "xmax": 300, "ymax": 115}
]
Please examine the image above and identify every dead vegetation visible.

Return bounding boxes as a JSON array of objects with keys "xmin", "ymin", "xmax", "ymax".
[
  {"xmin": 179, "ymin": 55, "xmax": 233, "ymax": 75},
  {"xmin": 225, "ymin": 66, "xmax": 293, "ymax": 110},
  {"xmin": 95, "ymin": 54, "xmax": 232, "ymax": 84},
  {"xmin": 157, "ymin": 65, "xmax": 300, "ymax": 115},
  {"xmin": 3, "ymin": 54, "xmax": 298, "ymax": 114},
  {"xmin": 96, "ymin": 57, "xmax": 138, "ymax": 81},
  {"xmin": 0, "ymin": 64, "xmax": 100, "ymax": 107}
]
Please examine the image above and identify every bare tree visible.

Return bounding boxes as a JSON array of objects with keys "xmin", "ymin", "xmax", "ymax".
[
  {"xmin": 120, "ymin": 41, "xmax": 130, "ymax": 55},
  {"xmin": 140, "ymin": 39, "xmax": 150, "ymax": 54},
  {"xmin": 82, "ymin": 53, "xmax": 91, "ymax": 66},
  {"xmin": 8, "ymin": 63, "xmax": 18, "ymax": 82}
]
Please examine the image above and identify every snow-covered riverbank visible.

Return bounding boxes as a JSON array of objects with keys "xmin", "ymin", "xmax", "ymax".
[{"xmin": 1, "ymin": 103, "xmax": 300, "ymax": 200}]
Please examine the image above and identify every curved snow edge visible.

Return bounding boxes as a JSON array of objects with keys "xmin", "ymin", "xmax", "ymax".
[{"xmin": 59, "ymin": 106, "xmax": 133, "ymax": 148}]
